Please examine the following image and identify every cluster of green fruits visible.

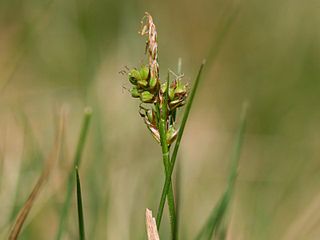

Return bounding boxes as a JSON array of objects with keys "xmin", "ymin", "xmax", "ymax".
[
  {"xmin": 128, "ymin": 66, "xmax": 188, "ymax": 110},
  {"xmin": 128, "ymin": 66, "xmax": 159, "ymax": 103},
  {"xmin": 128, "ymin": 65, "xmax": 188, "ymax": 145},
  {"xmin": 160, "ymin": 79, "xmax": 188, "ymax": 111}
]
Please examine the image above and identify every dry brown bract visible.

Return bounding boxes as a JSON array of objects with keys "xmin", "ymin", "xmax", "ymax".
[{"xmin": 146, "ymin": 208, "xmax": 160, "ymax": 240}]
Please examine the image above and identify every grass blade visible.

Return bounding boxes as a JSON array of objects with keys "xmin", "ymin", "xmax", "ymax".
[
  {"xmin": 8, "ymin": 108, "xmax": 65, "ymax": 240},
  {"xmin": 156, "ymin": 61, "xmax": 205, "ymax": 232},
  {"xmin": 194, "ymin": 102, "xmax": 248, "ymax": 240},
  {"xmin": 171, "ymin": 60, "xmax": 205, "ymax": 174},
  {"xmin": 174, "ymin": 58, "xmax": 183, "ymax": 240},
  {"xmin": 174, "ymin": 159, "xmax": 181, "ymax": 240},
  {"xmin": 55, "ymin": 107, "xmax": 92, "ymax": 240},
  {"xmin": 75, "ymin": 167, "xmax": 86, "ymax": 240}
]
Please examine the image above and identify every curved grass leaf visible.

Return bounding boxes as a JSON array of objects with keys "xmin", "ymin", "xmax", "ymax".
[
  {"xmin": 194, "ymin": 103, "xmax": 248, "ymax": 240},
  {"xmin": 55, "ymin": 108, "xmax": 92, "ymax": 240},
  {"xmin": 8, "ymin": 108, "xmax": 65, "ymax": 240}
]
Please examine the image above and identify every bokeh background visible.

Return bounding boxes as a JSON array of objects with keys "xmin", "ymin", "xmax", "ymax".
[{"xmin": 0, "ymin": 0, "xmax": 320, "ymax": 239}]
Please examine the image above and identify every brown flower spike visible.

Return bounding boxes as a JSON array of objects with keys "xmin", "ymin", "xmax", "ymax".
[{"xmin": 140, "ymin": 12, "xmax": 159, "ymax": 85}]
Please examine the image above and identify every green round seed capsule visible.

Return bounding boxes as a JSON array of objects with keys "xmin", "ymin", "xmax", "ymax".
[
  {"xmin": 174, "ymin": 81, "xmax": 187, "ymax": 94},
  {"xmin": 161, "ymin": 82, "xmax": 168, "ymax": 93},
  {"xmin": 130, "ymin": 87, "xmax": 140, "ymax": 98},
  {"xmin": 128, "ymin": 69, "xmax": 141, "ymax": 85},
  {"xmin": 168, "ymin": 87, "xmax": 175, "ymax": 100},
  {"xmin": 149, "ymin": 77, "xmax": 157, "ymax": 90},
  {"xmin": 147, "ymin": 109, "xmax": 154, "ymax": 123},
  {"xmin": 140, "ymin": 66, "xmax": 149, "ymax": 80},
  {"xmin": 140, "ymin": 91, "xmax": 155, "ymax": 103},
  {"xmin": 137, "ymin": 80, "xmax": 148, "ymax": 88},
  {"xmin": 166, "ymin": 125, "xmax": 178, "ymax": 145},
  {"xmin": 129, "ymin": 76, "xmax": 137, "ymax": 85}
]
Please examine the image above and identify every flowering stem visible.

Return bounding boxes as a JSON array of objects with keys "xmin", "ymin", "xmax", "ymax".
[
  {"xmin": 156, "ymin": 77, "xmax": 177, "ymax": 239},
  {"xmin": 158, "ymin": 118, "xmax": 176, "ymax": 239}
]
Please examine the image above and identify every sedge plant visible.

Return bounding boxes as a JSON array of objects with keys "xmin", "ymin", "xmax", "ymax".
[
  {"xmin": 127, "ymin": 12, "xmax": 248, "ymax": 240},
  {"xmin": 126, "ymin": 12, "xmax": 205, "ymax": 239}
]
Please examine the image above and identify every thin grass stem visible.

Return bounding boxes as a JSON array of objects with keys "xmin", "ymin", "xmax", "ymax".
[
  {"xmin": 55, "ymin": 108, "xmax": 92, "ymax": 240},
  {"xmin": 174, "ymin": 57, "xmax": 183, "ymax": 240},
  {"xmin": 75, "ymin": 167, "xmax": 86, "ymax": 240},
  {"xmin": 155, "ymin": 72, "xmax": 177, "ymax": 239},
  {"xmin": 194, "ymin": 102, "xmax": 248, "ymax": 240}
]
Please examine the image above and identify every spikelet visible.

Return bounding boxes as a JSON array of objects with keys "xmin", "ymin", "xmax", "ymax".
[{"xmin": 127, "ymin": 13, "xmax": 188, "ymax": 145}]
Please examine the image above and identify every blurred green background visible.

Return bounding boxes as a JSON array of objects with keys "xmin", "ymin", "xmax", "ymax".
[{"xmin": 0, "ymin": 0, "xmax": 320, "ymax": 239}]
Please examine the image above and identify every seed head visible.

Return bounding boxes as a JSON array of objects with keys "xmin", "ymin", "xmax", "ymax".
[{"xmin": 127, "ymin": 13, "xmax": 189, "ymax": 145}]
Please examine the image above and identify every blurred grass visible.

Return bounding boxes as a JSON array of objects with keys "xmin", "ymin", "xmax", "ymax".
[
  {"xmin": 8, "ymin": 108, "xmax": 65, "ymax": 240},
  {"xmin": 195, "ymin": 103, "xmax": 247, "ymax": 240},
  {"xmin": 56, "ymin": 108, "xmax": 91, "ymax": 240},
  {"xmin": 0, "ymin": 0, "xmax": 319, "ymax": 239}
]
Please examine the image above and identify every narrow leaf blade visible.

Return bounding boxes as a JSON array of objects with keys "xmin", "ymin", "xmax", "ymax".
[
  {"xmin": 171, "ymin": 60, "xmax": 206, "ymax": 165},
  {"xmin": 55, "ymin": 107, "xmax": 92, "ymax": 240},
  {"xmin": 76, "ymin": 167, "xmax": 86, "ymax": 240},
  {"xmin": 195, "ymin": 103, "xmax": 248, "ymax": 240}
]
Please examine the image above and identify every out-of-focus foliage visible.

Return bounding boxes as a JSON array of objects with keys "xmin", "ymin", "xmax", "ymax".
[{"xmin": 0, "ymin": 0, "xmax": 320, "ymax": 239}]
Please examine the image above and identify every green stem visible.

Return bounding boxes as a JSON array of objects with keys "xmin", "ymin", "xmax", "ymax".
[
  {"xmin": 155, "ymin": 74, "xmax": 177, "ymax": 239},
  {"xmin": 157, "ymin": 117, "xmax": 176, "ymax": 239}
]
